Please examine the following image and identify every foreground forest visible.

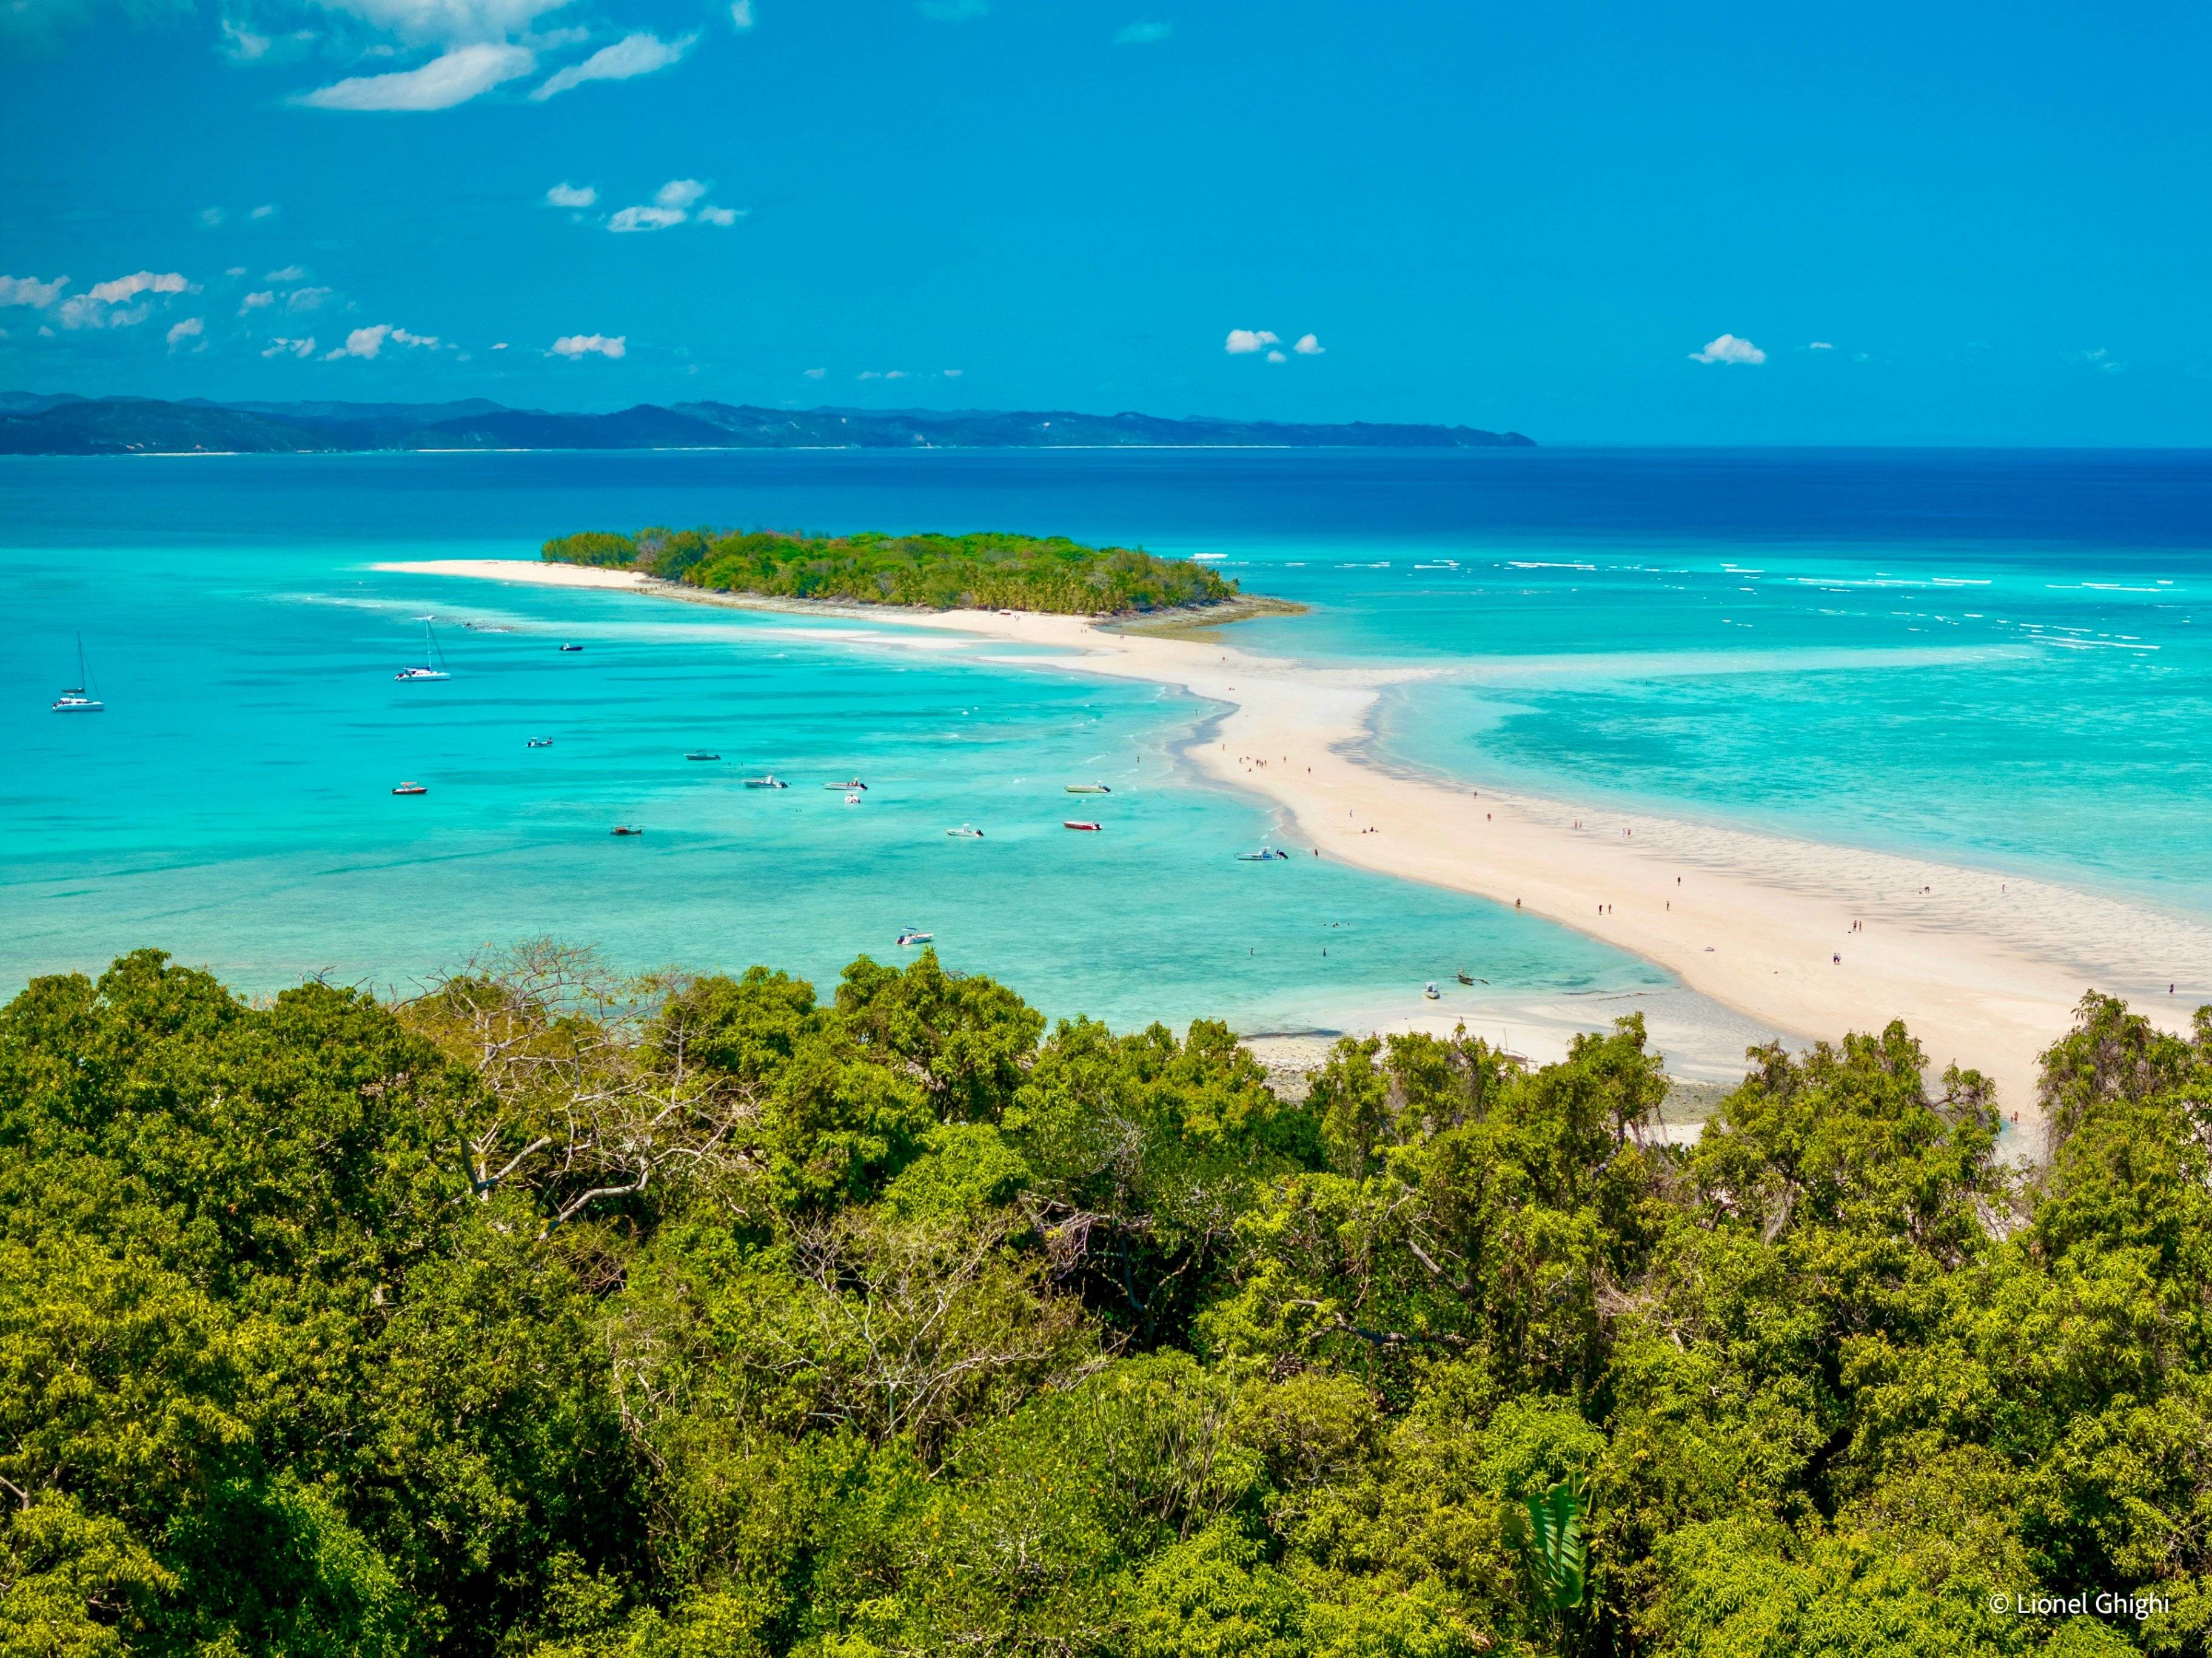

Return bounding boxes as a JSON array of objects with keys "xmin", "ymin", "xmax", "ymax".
[
  {"xmin": 540, "ymin": 527, "xmax": 1238, "ymax": 615},
  {"xmin": 4, "ymin": 947, "xmax": 2208, "ymax": 1658}
]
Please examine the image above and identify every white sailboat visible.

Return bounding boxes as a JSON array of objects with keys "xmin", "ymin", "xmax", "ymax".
[
  {"xmin": 395, "ymin": 617, "xmax": 451, "ymax": 682},
  {"xmin": 52, "ymin": 634, "xmax": 103, "ymax": 713}
]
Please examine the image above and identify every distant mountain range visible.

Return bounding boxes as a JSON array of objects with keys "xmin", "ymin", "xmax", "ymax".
[{"xmin": 0, "ymin": 392, "xmax": 1533, "ymax": 455}]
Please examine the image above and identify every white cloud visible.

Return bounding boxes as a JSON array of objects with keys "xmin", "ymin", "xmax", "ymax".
[
  {"xmin": 287, "ymin": 286, "xmax": 333, "ymax": 311},
  {"xmin": 166, "ymin": 316, "xmax": 204, "ymax": 348},
  {"xmin": 551, "ymin": 332, "xmax": 625, "ymax": 358},
  {"xmin": 1265, "ymin": 349, "xmax": 1286, "ymax": 363},
  {"xmin": 531, "ymin": 30, "xmax": 695, "ymax": 99},
  {"xmin": 307, "ymin": 0, "xmax": 569, "ymax": 50},
  {"xmin": 225, "ymin": 266, "xmax": 248, "ymax": 276},
  {"xmin": 1808, "ymin": 340, "xmax": 1834, "ymax": 351},
  {"xmin": 492, "ymin": 341, "xmax": 509, "ymax": 349},
  {"xmin": 1113, "ymin": 19, "xmax": 1170, "ymax": 44},
  {"xmin": 221, "ymin": 18, "xmax": 272, "ymax": 59},
  {"xmin": 942, "ymin": 368, "xmax": 962, "ymax": 377},
  {"xmin": 1689, "ymin": 332, "xmax": 1766, "ymax": 365},
  {"xmin": 655, "ymin": 178, "xmax": 707, "ymax": 209},
  {"xmin": 695, "ymin": 204, "xmax": 740, "ymax": 226},
  {"xmin": 53, "ymin": 270, "xmax": 192, "ymax": 330},
  {"xmin": 297, "ymin": 42, "xmax": 536, "ymax": 110},
  {"xmin": 729, "ymin": 0, "xmax": 751, "ymax": 25},
  {"xmin": 885, "ymin": 369, "xmax": 908, "ymax": 379},
  {"xmin": 608, "ymin": 205, "xmax": 685, "ymax": 232},
  {"xmin": 803, "ymin": 366, "xmax": 825, "ymax": 378},
  {"xmin": 1224, "ymin": 328, "xmax": 1279, "ymax": 355},
  {"xmin": 545, "ymin": 181, "xmax": 597, "ymax": 208},
  {"xmin": 858, "ymin": 371, "xmax": 882, "ymax": 380},
  {"xmin": 250, "ymin": 203, "xmax": 278, "ymax": 220},
  {"xmin": 89, "ymin": 270, "xmax": 190, "ymax": 304},
  {"xmin": 240, "ymin": 290, "xmax": 276, "ymax": 311},
  {"xmin": 264, "ymin": 265, "xmax": 306, "ymax": 281},
  {"xmin": 918, "ymin": 0, "xmax": 986, "ymax": 18},
  {"xmin": 1292, "ymin": 333, "xmax": 1323, "ymax": 355},
  {"xmin": 323, "ymin": 323, "xmax": 438, "ymax": 359},
  {"xmin": 198, "ymin": 206, "xmax": 227, "ymax": 228},
  {"xmin": 2071, "ymin": 347, "xmax": 2125, "ymax": 375},
  {"xmin": 262, "ymin": 336, "xmax": 318, "ymax": 357},
  {"xmin": 0, "ymin": 274, "xmax": 68, "ymax": 309}
]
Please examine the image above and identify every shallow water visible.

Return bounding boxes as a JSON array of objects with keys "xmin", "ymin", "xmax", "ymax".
[{"xmin": 5, "ymin": 446, "xmax": 2207, "ymax": 1049}]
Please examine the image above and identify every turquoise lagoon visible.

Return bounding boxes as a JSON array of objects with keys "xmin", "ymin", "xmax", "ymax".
[{"xmin": 6, "ymin": 446, "xmax": 2210, "ymax": 1052}]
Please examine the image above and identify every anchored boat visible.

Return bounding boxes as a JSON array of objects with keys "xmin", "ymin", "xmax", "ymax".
[
  {"xmin": 947, "ymin": 824, "xmax": 985, "ymax": 838},
  {"xmin": 395, "ymin": 618, "xmax": 450, "ymax": 681},
  {"xmin": 743, "ymin": 774, "xmax": 788, "ymax": 790},
  {"xmin": 391, "ymin": 781, "xmax": 427, "ymax": 796},
  {"xmin": 1064, "ymin": 819, "xmax": 1104, "ymax": 832},
  {"xmin": 1065, "ymin": 783, "xmax": 1112, "ymax": 794},
  {"xmin": 51, "ymin": 634, "xmax": 103, "ymax": 713},
  {"xmin": 896, "ymin": 928, "xmax": 934, "ymax": 946},
  {"xmin": 1236, "ymin": 847, "xmax": 1290, "ymax": 862}
]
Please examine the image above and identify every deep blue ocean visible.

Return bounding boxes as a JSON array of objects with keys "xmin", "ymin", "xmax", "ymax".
[{"xmin": 6, "ymin": 447, "xmax": 2209, "ymax": 1044}]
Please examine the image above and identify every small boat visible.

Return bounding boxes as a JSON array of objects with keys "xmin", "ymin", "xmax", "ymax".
[
  {"xmin": 52, "ymin": 633, "xmax": 104, "ymax": 713},
  {"xmin": 685, "ymin": 751, "xmax": 721, "ymax": 762},
  {"xmin": 896, "ymin": 928, "xmax": 934, "ymax": 946},
  {"xmin": 947, "ymin": 824, "xmax": 985, "ymax": 838},
  {"xmin": 558, "ymin": 643, "xmax": 585, "ymax": 653},
  {"xmin": 610, "ymin": 825, "xmax": 643, "ymax": 836},
  {"xmin": 743, "ymin": 775, "xmax": 788, "ymax": 790},
  {"xmin": 1065, "ymin": 783, "xmax": 1113, "ymax": 794},
  {"xmin": 826, "ymin": 779, "xmax": 868, "ymax": 791},
  {"xmin": 1236, "ymin": 847, "xmax": 1290, "ymax": 862},
  {"xmin": 391, "ymin": 781, "xmax": 427, "ymax": 796},
  {"xmin": 528, "ymin": 737, "xmax": 554, "ymax": 748},
  {"xmin": 1456, "ymin": 972, "xmax": 1489, "ymax": 986},
  {"xmin": 395, "ymin": 617, "xmax": 451, "ymax": 681},
  {"xmin": 844, "ymin": 791, "xmax": 863, "ymax": 805},
  {"xmin": 1424, "ymin": 982, "xmax": 1441, "ymax": 1001},
  {"xmin": 1064, "ymin": 819, "xmax": 1104, "ymax": 832}
]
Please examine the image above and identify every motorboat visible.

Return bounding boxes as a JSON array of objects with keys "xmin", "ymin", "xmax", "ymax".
[
  {"xmin": 845, "ymin": 791, "xmax": 863, "ymax": 805},
  {"xmin": 743, "ymin": 775, "xmax": 788, "ymax": 790},
  {"xmin": 1424, "ymin": 982, "xmax": 1441, "ymax": 1001},
  {"xmin": 52, "ymin": 634, "xmax": 103, "ymax": 713},
  {"xmin": 1064, "ymin": 783, "xmax": 1112, "ymax": 794},
  {"xmin": 826, "ymin": 779, "xmax": 868, "ymax": 790},
  {"xmin": 896, "ymin": 928, "xmax": 934, "ymax": 946},
  {"xmin": 528, "ymin": 737, "xmax": 554, "ymax": 748},
  {"xmin": 395, "ymin": 617, "xmax": 450, "ymax": 681},
  {"xmin": 610, "ymin": 825, "xmax": 643, "ymax": 836},
  {"xmin": 1456, "ymin": 972, "xmax": 1490, "ymax": 986},
  {"xmin": 1236, "ymin": 847, "xmax": 1290, "ymax": 862},
  {"xmin": 391, "ymin": 781, "xmax": 428, "ymax": 796},
  {"xmin": 947, "ymin": 824, "xmax": 985, "ymax": 838},
  {"xmin": 1064, "ymin": 819, "xmax": 1104, "ymax": 831},
  {"xmin": 558, "ymin": 643, "xmax": 585, "ymax": 653},
  {"xmin": 685, "ymin": 751, "xmax": 721, "ymax": 762}
]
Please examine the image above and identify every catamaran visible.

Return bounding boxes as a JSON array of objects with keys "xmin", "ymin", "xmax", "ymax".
[
  {"xmin": 395, "ymin": 618, "xmax": 450, "ymax": 681},
  {"xmin": 51, "ymin": 634, "xmax": 103, "ymax": 713}
]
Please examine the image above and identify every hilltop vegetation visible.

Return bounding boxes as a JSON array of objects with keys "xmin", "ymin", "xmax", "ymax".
[
  {"xmin": 542, "ymin": 526, "xmax": 1239, "ymax": 615},
  {"xmin": 4, "ymin": 945, "xmax": 2209, "ymax": 1657}
]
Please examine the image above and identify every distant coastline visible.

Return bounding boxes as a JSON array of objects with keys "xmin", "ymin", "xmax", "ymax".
[{"xmin": 0, "ymin": 392, "xmax": 1535, "ymax": 457}]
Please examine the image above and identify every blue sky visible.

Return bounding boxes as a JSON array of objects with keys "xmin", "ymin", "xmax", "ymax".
[{"xmin": 3, "ymin": 0, "xmax": 2208, "ymax": 443}]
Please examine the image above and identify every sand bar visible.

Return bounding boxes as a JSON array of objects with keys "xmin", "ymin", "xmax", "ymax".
[{"xmin": 377, "ymin": 559, "xmax": 2212, "ymax": 1121}]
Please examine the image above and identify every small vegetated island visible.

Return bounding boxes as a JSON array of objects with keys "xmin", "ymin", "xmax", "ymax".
[{"xmin": 543, "ymin": 525, "xmax": 1250, "ymax": 616}]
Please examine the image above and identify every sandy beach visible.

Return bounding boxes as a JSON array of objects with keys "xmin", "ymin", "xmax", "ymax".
[{"xmin": 378, "ymin": 559, "xmax": 2212, "ymax": 1124}]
